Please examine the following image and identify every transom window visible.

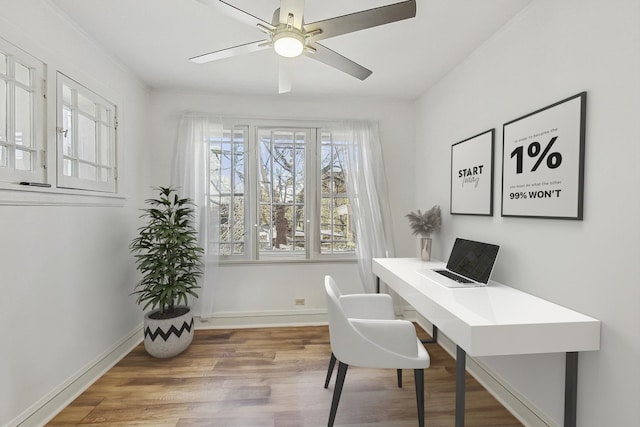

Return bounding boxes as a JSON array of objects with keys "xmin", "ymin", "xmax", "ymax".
[{"xmin": 207, "ymin": 120, "xmax": 356, "ymax": 262}]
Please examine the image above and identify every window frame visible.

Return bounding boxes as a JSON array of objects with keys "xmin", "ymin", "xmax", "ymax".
[
  {"xmin": 56, "ymin": 72, "xmax": 118, "ymax": 193},
  {"xmin": 0, "ymin": 37, "xmax": 46, "ymax": 184},
  {"xmin": 317, "ymin": 129, "xmax": 356, "ymax": 257},
  {"xmin": 208, "ymin": 118, "xmax": 356, "ymax": 264}
]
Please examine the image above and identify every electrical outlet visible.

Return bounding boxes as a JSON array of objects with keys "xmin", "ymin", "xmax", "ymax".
[{"xmin": 294, "ymin": 298, "xmax": 305, "ymax": 306}]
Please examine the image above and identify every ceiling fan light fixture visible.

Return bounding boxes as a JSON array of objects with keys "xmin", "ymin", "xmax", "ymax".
[{"xmin": 273, "ymin": 30, "xmax": 305, "ymax": 58}]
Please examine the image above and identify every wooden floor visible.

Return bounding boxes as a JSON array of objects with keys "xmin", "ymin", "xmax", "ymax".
[{"xmin": 48, "ymin": 325, "xmax": 522, "ymax": 427}]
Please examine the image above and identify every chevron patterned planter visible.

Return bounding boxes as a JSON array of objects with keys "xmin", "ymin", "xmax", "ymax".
[{"xmin": 143, "ymin": 306, "xmax": 194, "ymax": 358}]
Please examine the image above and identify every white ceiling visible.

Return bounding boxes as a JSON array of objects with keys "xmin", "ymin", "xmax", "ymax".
[{"xmin": 49, "ymin": 0, "xmax": 531, "ymax": 99}]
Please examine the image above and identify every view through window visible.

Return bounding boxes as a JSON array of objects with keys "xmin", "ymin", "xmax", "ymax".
[{"xmin": 207, "ymin": 121, "xmax": 356, "ymax": 261}]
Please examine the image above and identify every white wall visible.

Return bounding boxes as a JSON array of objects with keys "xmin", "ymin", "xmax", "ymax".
[
  {"xmin": 414, "ymin": 0, "xmax": 640, "ymax": 425},
  {"xmin": 0, "ymin": 1, "xmax": 150, "ymax": 426},
  {"xmin": 149, "ymin": 90, "xmax": 416, "ymax": 319}
]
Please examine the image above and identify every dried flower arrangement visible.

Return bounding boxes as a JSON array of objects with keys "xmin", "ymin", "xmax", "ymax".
[{"xmin": 405, "ymin": 205, "xmax": 442, "ymax": 237}]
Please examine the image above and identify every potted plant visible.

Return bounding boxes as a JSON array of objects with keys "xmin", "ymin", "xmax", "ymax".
[
  {"xmin": 129, "ymin": 186, "xmax": 204, "ymax": 358},
  {"xmin": 406, "ymin": 205, "xmax": 442, "ymax": 261}
]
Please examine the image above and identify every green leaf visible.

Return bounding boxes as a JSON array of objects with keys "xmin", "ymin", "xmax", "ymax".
[{"xmin": 129, "ymin": 186, "xmax": 203, "ymax": 311}]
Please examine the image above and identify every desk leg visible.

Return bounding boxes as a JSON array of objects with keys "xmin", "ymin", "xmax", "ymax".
[
  {"xmin": 421, "ymin": 325, "xmax": 438, "ymax": 344},
  {"xmin": 564, "ymin": 352, "xmax": 578, "ymax": 427},
  {"xmin": 456, "ymin": 346, "xmax": 466, "ymax": 427}
]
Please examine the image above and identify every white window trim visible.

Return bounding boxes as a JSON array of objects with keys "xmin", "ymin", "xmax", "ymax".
[
  {"xmin": 211, "ymin": 117, "xmax": 356, "ymax": 264},
  {"xmin": 0, "ymin": 36, "xmax": 46, "ymax": 185},
  {"xmin": 56, "ymin": 72, "xmax": 117, "ymax": 193}
]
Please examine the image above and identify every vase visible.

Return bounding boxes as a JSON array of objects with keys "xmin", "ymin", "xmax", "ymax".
[
  {"xmin": 420, "ymin": 237, "xmax": 432, "ymax": 261},
  {"xmin": 143, "ymin": 305, "xmax": 194, "ymax": 358}
]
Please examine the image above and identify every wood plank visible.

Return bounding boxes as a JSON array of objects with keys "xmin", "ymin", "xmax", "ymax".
[{"xmin": 48, "ymin": 325, "xmax": 522, "ymax": 426}]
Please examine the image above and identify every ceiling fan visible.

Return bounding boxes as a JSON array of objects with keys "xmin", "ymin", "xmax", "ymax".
[{"xmin": 191, "ymin": 0, "xmax": 417, "ymax": 93}]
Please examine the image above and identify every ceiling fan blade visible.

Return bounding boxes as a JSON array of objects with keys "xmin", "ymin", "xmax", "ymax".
[
  {"xmin": 278, "ymin": 57, "xmax": 294, "ymax": 94},
  {"xmin": 189, "ymin": 40, "xmax": 270, "ymax": 64},
  {"xmin": 306, "ymin": 43, "xmax": 372, "ymax": 80},
  {"xmin": 279, "ymin": 0, "xmax": 305, "ymax": 29},
  {"xmin": 196, "ymin": 0, "xmax": 275, "ymax": 31},
  {"xmin": 304, "ymin": 0, "xmax": 416, "ymax": 43}
]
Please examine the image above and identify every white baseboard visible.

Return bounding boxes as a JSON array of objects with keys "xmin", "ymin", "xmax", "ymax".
[
  {"xmin": 196, "ymin": 308, "xmax": 329, "ymax": 329},
  {"xmin": 404, "ymin": 308, "xmax": 558, "ymax": 427},
  {"xmin": 9, "ymin": 325, "xmax": 143, "ymax": 427}
]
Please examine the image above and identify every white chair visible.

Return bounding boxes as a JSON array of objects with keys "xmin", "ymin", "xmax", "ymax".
[
  {"xmin": 323, "ymin": 276, "xmax": 399, "ymax": 388},
  {"xmin": 324, "ymin": 275, "xmax": 431, "ymax": 427}
]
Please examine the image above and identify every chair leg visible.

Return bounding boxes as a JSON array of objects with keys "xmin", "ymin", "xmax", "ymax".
[
  {"xmin": 397, "ymin": 368, "xmax": 403, "ymax": 388},
  {"xmin": 328, "ymin": 362, "xmax": 348, "ymax": 427},
  {"xmin": 324, "ymin": 352, "xmax": 337, "ymax": 389},
  {"xmin": 414, "ymin": 369, "xmax": 425, "ymax": 427}
]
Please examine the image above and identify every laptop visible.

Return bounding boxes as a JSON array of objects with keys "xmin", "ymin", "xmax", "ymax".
[{"xmin": 417, "ymin": 238, "xmax": 500, "ymax": 288}]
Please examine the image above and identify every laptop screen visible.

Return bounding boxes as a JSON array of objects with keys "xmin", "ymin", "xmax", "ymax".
[{"xmin": 446, "ymin": 238, "xmax": 500, "ymax": 283}]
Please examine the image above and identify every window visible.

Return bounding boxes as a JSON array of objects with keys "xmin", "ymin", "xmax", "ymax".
[
  {"xmin": 319, "ymin": 131, "xmax": 355, "ymax": 254},
  {"xmin": 258, "ymin": 127, "xmax": 309, "ymax": 255},
  {"xmin": 56, "ymin": 73, "xmax": 117, "ymax": 193},
  {"xmin": 208, "ymin": 126, "xmax": 248, "ymax": 256},
  {"xmin": 207, "ymin": 120, "xmax": 356, "ymax": 261},
  {"xmin": 0, "ymin": 37, "xmax": 45, "ymax": 184}
]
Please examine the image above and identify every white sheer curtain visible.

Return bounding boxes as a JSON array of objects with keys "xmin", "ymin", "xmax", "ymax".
[
  {"xmin": 337, "ymin": 120, "xmax": 396, "ymax": 294},
  {"xmin": 171, "ymin": 115, "xmax": 222, "ymax": 319}
]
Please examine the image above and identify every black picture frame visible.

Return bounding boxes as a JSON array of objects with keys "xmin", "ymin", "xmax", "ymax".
[
  {"xmin": 450, "ymin": 129, "xmax": 495, "ymax": 216},
  {"xmin": 501, "ymin": 92, "xmax": 586, "ymax": 219}
]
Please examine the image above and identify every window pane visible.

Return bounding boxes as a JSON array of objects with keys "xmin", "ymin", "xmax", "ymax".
[
  {"xmin": 218, "ymin": 195, "xmax": 231, "ymax": 245},
  {"xmin": 208, "ymin": 127, "xmax": 247, "ymax": 256},
  {"xmin": 63, "ymin": 158, "xmax": 74, "ymax": 176},
  {"xmin": 0, "ymin": 80, "xmax": 6, "ymax": 142},
  {"xmin": 100, "ymin": 124, "xmax": 109, "ymax": 166},
  {"xmin": 78, "ymin": 93, "xmax": 95, "ymax": 116},
  {"xmin": 0, "ymin": 43, "xmax": 45, "ymax": 183},
  {"xmin": 258, "ymin": 129, "xmax": 306, "ymax": 254},
  {"xmin": 320, "ymin": 131, "xmax": 355, "ymax": 254},
  {"xmin": 231, "ymin": 199, "xmax": 245, "ymax": 252},
  {"xmin": 14, "ymin": 86, "xmax": 32, "ymax": 147},
  {"xmin": 79, "ymin": 162, "xmax": 96, "ymax": 180},
  {"xmin": 292, "ymin": 208, "xmax": 305, "ymax": 250},
  {"xmin": 233, "ymin": 141, "xmax": 245, "ymax": 193},
  {"xmin": 217, "ymin": 243, "xmax": 231, "ymax": 256},
  {"xmin": 57, "ymin": 74, "xmax": 118, "ymax": 191},
  {"xmin": 15, "ymin": 62, "xmax": 30, "ymax": 86},
  {"xmin": 100, "ymin": 167, "xmax": 110, "ymax": 182},
  {"xmin": 15, "ymin": 148, "xmax": 32, "ymax": 171},
  {"xmin": 62, "ymin": 106, "xmax": 73, "ymax": 156},
  {"xmin": 0, "ymin": 145, "xmax": 7, "ymax": 167},
  {"xmin": 78, "ymin": 114, "xmax": 96, "ymax": 162},
  {"xmin": 63, "ymin": 85, "xmax": 72, "ymax": 105}
]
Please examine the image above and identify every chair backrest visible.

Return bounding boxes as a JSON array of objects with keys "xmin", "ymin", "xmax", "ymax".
[
  {"xmin": 325, "ymin": 275, "xmax": 343, "ymax": 297},
  {"xmin": 325, "ymin": 275, "xmax": 354, "ymax": 360}
]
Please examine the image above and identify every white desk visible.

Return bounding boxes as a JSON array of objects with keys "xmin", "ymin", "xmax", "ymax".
[{"xmin": 372, "ymin": 258, "xmax": 600, "ymax": 427}]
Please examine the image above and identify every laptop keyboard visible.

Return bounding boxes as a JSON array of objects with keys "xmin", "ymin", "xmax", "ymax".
[{"xmin": 435, "ymin": 269, "xmax": 473, "ymax": 283}]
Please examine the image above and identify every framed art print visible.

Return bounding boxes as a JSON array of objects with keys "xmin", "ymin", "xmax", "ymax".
[
  {"xmin": 501, "ymin": 92, "xmax": 586, "ymax": 219},
  {"xmin": 450, "ymin": 129, "xmax": 494, "ymax": 216}
]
